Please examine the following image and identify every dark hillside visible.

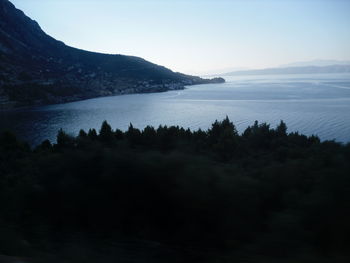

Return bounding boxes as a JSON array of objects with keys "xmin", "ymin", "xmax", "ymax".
[{"xmin": 0, "ymin": 0, "xmax": 224, "ymax": 108}]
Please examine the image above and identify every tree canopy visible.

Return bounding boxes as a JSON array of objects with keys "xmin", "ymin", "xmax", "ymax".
[{"xmin": 0, "ymin": 118, "xmax": 349, "ymax": 262}]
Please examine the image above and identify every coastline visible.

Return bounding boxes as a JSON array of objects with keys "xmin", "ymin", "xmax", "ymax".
[{"xmin": 0, "ymin": 78, "xmax": 225, "ymax": 110}]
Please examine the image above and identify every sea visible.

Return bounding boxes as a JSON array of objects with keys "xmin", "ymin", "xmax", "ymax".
[{"xmin": 1, "ymin": 73, "xmax": 350, "ymax": 146}]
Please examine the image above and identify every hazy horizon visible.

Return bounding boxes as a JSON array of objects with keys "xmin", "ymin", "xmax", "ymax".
[{"xmin": 10, "ymin": 0, "xmax": 350, "ymax": 75}]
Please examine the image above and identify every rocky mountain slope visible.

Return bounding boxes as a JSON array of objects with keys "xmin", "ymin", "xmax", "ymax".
[{"xmin": 0, "ymin": 0, "xmax": 224, "ymax": 108}]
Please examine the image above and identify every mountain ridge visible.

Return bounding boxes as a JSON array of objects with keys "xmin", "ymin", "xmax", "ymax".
[
  {"xmin": 279, "ymin": 59, "xmax": 350, "ymax": 68},
  {"xmin": 223, "ymin": 64, "xmax": 350, "ymax": 76},
  {"xmin": 0, "ymin": 0, "xmax": 224, "ymax": 108}
]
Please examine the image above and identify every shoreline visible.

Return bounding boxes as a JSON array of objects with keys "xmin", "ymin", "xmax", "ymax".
[{"xmin": 0, "ymin": 78, "xmax": 225, "ymax": 111}]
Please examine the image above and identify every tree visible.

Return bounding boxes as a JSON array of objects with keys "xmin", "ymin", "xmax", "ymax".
[
  {"xmin": 88, "ymin": 129, "xmax": 98, "ymax": 140},
  {"xmin": 56, "ymin": 129, "xmax": 75, "ymax": 148},
  {"xmin": 114, "ymin": 129, "xmax": 124, "ymax": 140},
  {"xmin": 208, "ymin": 116, "xmax": 238, "ymax": 144},
  {"xmin": 38, "ymin": 139, "xmax": 52, "ymax": 151},
  {"xmin": 142, "ymin": 126, "xmax": 157, "ymax": 146},
  {"xmin": 276, "ymin": 120, "xmax": 287, "ymax": 137},
  {"xmin": 78, "ymin": 129, "xmax": 87, "ymax": 138},
  {"xmin": 126, "ymin": 123, "xmax": 142, "ymax": 146},
  {"xmin": 208, "ymin": 116, "xmax": 239, "ymax": 159},
  {"xmin": 99, "ymin": 120, "xmax": 113, "ymax": 141},
  {"xmin": 243, "ymin": 121, "xmax": 273, "ymax": 149}
]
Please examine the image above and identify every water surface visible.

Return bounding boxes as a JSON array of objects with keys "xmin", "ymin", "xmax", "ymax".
[{"xmin": 1, "ymin": 73, "xmax": 350, "ymax": 145}]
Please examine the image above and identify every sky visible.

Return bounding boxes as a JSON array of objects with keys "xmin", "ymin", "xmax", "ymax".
[{"xmin": 10, "ymin": 0, "xmax": 350, "ymax": 75}]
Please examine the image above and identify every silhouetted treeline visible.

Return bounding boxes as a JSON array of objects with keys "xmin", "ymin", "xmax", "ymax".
[{"xmin": 0, "ymin": 118, "xmax": 349, "ymax": 262}]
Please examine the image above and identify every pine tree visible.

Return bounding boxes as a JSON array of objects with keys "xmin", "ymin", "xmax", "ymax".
[{"xmin": 99, "ymin": 120, "xmax": 113, "ymax": 141}]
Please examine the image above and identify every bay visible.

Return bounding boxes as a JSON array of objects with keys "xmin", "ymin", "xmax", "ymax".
[{"xmin": 1, "ymin": 73, "xmax": 350, "ymax": 146}]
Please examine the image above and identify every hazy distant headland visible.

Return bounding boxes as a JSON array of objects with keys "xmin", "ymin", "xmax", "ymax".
[
  {"xmin": 0, "ymin": 0, "xmax": 224, "ymax": 109},
  {"xmin": 223, "ymin": 64, "xmax": 350, "ymax": 76},
  {"xmin": 279, "ymin": 59, "xmax": 350, "ymax": 68}
]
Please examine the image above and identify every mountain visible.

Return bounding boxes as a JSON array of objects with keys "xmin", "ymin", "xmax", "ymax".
[
  {"xmin": 0, "ymin": 0, "xmax": 224, "ymax": 108},
  {"xmin": 279, "ymin": 59, "xmax": 350, "ymax": 68},
  {"xmin": 223, "ymin": 64, "xmax": 350, "ymax": 76}
]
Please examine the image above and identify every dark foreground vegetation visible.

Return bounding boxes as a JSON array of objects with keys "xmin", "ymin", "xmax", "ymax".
[{"xmin": 0, "ymin": 118, "xmax": 349, "ymax": 262}]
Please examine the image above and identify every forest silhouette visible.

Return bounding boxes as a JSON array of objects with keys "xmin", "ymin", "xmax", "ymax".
[{"xmin": 0, "ymin": 117, "xmax": 349, "ymax": 262}]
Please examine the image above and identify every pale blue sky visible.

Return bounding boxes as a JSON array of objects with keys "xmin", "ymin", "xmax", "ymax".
[{"xmin": 10, "ymin": 0, "xmax": 350, "ymax": 74}]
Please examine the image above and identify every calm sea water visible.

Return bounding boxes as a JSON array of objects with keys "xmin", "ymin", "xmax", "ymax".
[{"xmin": 1, "ymin": 73, "xmax": 350, "ymax": 146}]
